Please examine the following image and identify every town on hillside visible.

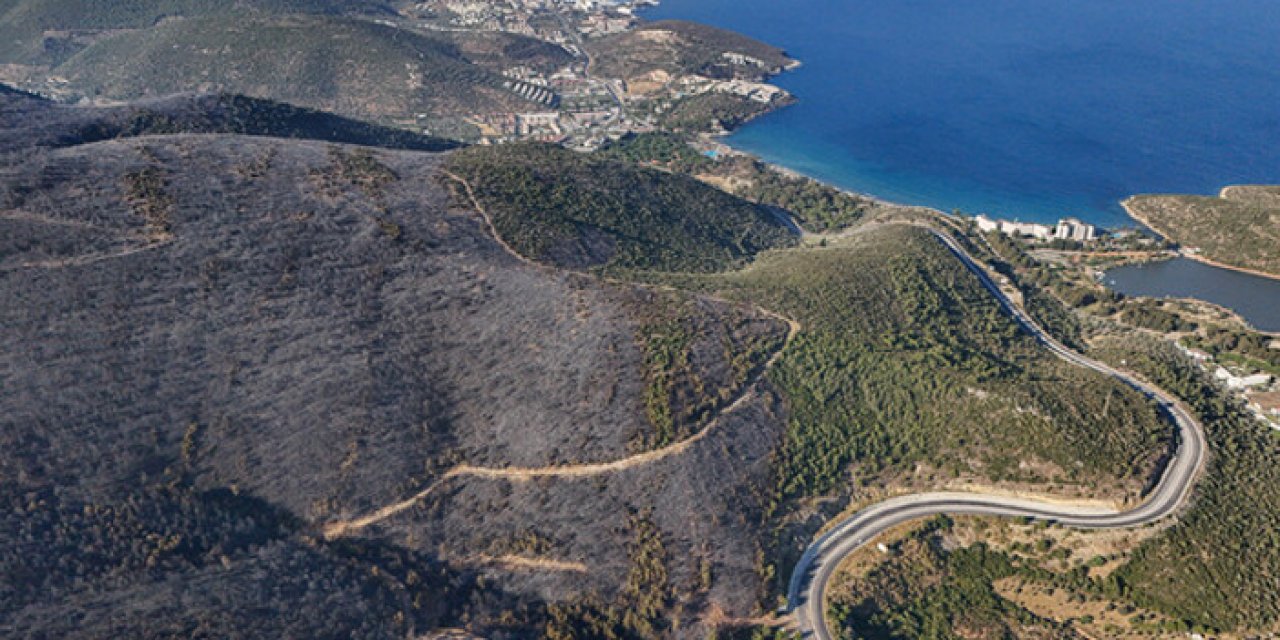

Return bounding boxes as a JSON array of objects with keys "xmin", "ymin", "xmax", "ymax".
[{"xmin": 403, "ymin": 0, "xmax": 794, "ymax": 147}]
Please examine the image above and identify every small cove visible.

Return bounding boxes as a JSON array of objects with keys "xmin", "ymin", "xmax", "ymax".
[{"xmin": 1105, "ymin": 258, "xmax": 1280, "ymax": 333}]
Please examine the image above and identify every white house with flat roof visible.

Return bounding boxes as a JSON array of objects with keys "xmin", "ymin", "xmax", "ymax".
[
  {"xmin": 1215, "ymin": 367, "xmax": 1272, "ymax": 390},
  {"xmin": 1055, "ymin": 217, "xmax": 1097, "ymax": 242}
]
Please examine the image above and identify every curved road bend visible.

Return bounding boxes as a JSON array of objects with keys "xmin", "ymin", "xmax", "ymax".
[{"xmin": 787, "ymin": 228, "xmax": 1207, "ymax": 639}]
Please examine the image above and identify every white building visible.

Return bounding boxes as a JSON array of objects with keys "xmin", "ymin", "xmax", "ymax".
[
  {"xmin": 1175, "ymin": 343, "xmax": 1212, "ymax": 362},
  {"xmin": 1000, "ymin": 220, "xmax": 1054, "ymax": 240},
  {"xmin": 1055, "ymin": 217, "xmax": 1097, "ymax": 242},
  {"xmin": 722, "ymin": 51, "xmax": 766, "ymax": 68},
  {"xmin": 1214, "ymin": 367, "xmax": 1273, "ymax": 390},
  {"xmin": 973, "ymin": 213, "xmax": 1097, "ymax": 243},
  {"xmin": 714, "ymin": 79, "xmax": 785, "ymax": 103}
]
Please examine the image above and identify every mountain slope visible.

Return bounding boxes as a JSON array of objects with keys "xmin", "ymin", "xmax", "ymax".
[
  {"xmin": 0, "ymin": 100, "xmax": 792, "ymax": 637},
  {"xmin": 0, "ymin": 0, "xmax": 395, "ymax": 66},
  {"xmin": 45, "ymin": 13, "xmax": 558, "ymax": 123},
  {"xmin": 447, "ymin": 143, "xmax": 797, "ymax": 273},
  {"xmin": 1, "ymin": 94, "xmax": 1188, "ymax": 637},
  {"xmin": 0, "ymin": 86, "xmax": 458, "ymax": 152}
]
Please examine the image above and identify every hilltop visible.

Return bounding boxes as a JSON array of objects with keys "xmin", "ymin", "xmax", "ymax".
[
  {"xmin": 0, "ymin": 0, "xmax": 396, "ymax": 66},
  {"xmin": 585, "ymin": 19, "xmax": 794, "ymax": 84},
  {"xmin": 0, "ymin": 94, "xmax": 795, "ymax": 638},
  {"xmin": 0, "ymin": 8, "xmax": 571, "ymax": 128},
  {"xmin": 1124, "ymin": 185, "xmax": 1280, "ymax": 278},
  {"xmin": 0, "ymin": 87, "xmax": 457, "ymax": 152},
  {"xmin": 447, "ymin": 142, "xmax": 797, "ymax": 273},
  {"xmin": 583, "ymin": 19, "xmax": 797, "ymax": 134}
]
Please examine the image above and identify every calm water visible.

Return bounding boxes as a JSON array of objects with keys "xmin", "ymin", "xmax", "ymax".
[
  {"xmin": 643, "ymin": 0, "xmax": 1280, "ymax": 228},
  {"xmin": 644, "ymin": 0, "xmax": 1280, "ymax": 329},
  {"xmin": 1106, "ymin": 259, "xmax": 1280, "ymax": 333}
]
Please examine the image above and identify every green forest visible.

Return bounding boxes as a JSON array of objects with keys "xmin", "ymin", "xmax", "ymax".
[
  {"xmin": 654, "ymin": 226, "xmax": 1171, "ymax": 604},
  {"xmin": 1095, "ymin": 335, "xmax": 1280, "ymax": 631},
  {"xmin": 704, "ymin": 227, "xmax": 1167, "ymax": 506},
  {"xmin": 448, "ymin": 143, "xmax": 796, "ymax": 273},
  {"xmin": 603, "ymin": 133, "xmax": 874, "ymax": 232}
]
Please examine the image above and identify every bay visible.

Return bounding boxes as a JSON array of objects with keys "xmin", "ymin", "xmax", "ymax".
[
  {"xmin": 644, "ymin": 0, "xmax": 1280, "ymax": 330},
  {"xmin": 643, "ymin": 0, "xmax": 1280, "ymax": 228}
]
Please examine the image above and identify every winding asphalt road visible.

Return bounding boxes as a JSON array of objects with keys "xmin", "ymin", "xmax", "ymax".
[{"xmin": 787, "ymin": 228, "xmax": 1207, "ymax": 639}]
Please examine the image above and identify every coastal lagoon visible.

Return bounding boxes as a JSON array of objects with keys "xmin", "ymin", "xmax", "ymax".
[
  {"xmin": 643, "ymin": 0, "xmax": 1280, "ymax": 228},
  {"xmin": 1105, "ymin": 259, "xmax": 1280, "ymax": 334}
]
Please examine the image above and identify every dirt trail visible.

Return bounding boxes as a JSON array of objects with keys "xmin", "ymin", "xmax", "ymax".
[
  {"xmin": 1, "ymin": 210, "xmax": 117, "ymax": 232},
  {"xmin": 472, "ymin": 554, "xmax": 589, "ymax": 573},
  {"xmin": 440, "ymin": 170, "xmax": 546, "ymax": 271},
  {"xmin": 321, "ymin": 170, "xmax": 800, "ymax": 540},
  {"xmin": 320, "ymin": 362, "xmax": 788, "ymax": 539},
  {"xmin": 7, "ymin": 240, "xmax": 173, "ymax": 270}
]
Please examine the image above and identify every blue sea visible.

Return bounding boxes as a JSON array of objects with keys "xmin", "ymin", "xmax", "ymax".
[{"xmin": 643, "ymin": 0, "xmax": 1280, "ymax": 228}]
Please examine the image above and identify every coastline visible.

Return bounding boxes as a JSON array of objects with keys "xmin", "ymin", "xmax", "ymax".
[
  {"xmin": 644, "ymin": 2, "xmax": 1280, "ymax": 338},
  {"xmin": 1121, "ymin": 197, "xmax": 1280, "ymax": 284},
  {"xmin": 695, "ymin": 127, "xmax": 931, "ymax": 215},
  {"xmin": 706, "ymin": 106, "xmax": 1280, "ymax": 334},
  {"xmin": 707, "ymin": 53, "xmax": 1274, "ymax": 279},
  {"xmin": 680, "ymin": 47, "xmax": 950, "ymax": 220},
  {"xmin": 632, "ymin": 1, "xmax": 933, "ymax": 218}
]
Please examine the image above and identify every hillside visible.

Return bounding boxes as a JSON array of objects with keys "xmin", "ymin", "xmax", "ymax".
[
  {"xmin": 651, "ymin": 226, "xmax": 1169, "ymax": 601},
  {"xmin": 435, "ymin": 144, "xmax": 1172, "ymax": 604},
  {"xmin": 821, "ymin": 332, "xmax": 1280, "ymax": 638},
  {"xmin": 0, "ymin": 0, "xmax": 395, "ymax": 66},
  {"xmin": 1124, "ymin": 185, "xmax": 1280, "ymax": 278},
  {"xmin": 1099, "ymin": 334, "xmax": 1280, "ymax": 632},
  {"xmin": 586, "ymin": 19, "xmax": 794, "ymax": 84},
  {"xmin": 39, "ymin": 13, "xmax": 567, "ymax": 125},
  {"xmin": 433, "ymin": 28, "xmax": 574, "ymax": 76},
  {"xmin": 0, "ymin": 99, "xmax": 799, "ymax": 637},
  {"xmin": 447, "ymin": 143, "xmax": 797, "ymax": 273},
  {"xmin": 0, "ymin": 87, "xmax": 457, "ymax": 152},
  {"xmin": 1, "ymin": 95, "xmax": 1198, "ymax": 637},
  {"xmin": 602, "ymin": 132, "xmax": 882, "ymax": 232},
  {"xmin": 699, "ymin": 227, "xmax": 1168, "ymax": 503}
]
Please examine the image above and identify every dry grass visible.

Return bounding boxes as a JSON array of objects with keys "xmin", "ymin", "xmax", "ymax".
[
  {"xmin": 1124, "ymin": 186, "xmax": 1280, "ymax": 277},
  {"xmin": 994, "ymin": 577, "xmax": 1181, "ymax": 639}
]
